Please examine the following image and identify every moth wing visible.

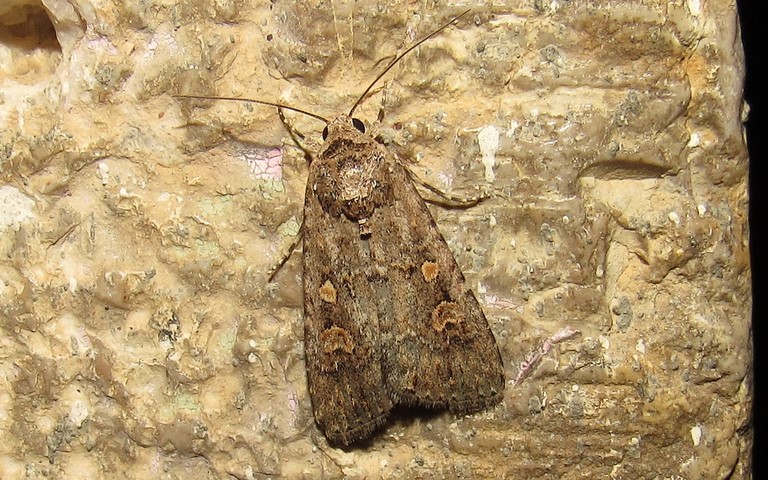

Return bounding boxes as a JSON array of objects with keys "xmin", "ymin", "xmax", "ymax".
[
  {"xmin": 369, "ymin": 156, "xmax": 505, "ymax": 412},
  {"xmin": 302, "ymin": 178, "xmax": 393, "ymax": 445}
]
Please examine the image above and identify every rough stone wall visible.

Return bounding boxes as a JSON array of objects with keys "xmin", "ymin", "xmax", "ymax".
[{"xmin": 0, "ymin": 1, "xmax": 751, "ymax": 478}]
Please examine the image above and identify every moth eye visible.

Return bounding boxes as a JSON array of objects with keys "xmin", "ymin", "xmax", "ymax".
[
  {"xmin": 322, "ymin": 126, "xmax": 329, "ymax": 140},
  {"xmin": 351, "ymin": 118, "xmax": 365, "ymax": 133}
]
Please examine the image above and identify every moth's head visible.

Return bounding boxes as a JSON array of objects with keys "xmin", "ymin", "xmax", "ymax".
[{"xmin": 322, "ymin": 114, "xmax": 367, "ymax": 141}]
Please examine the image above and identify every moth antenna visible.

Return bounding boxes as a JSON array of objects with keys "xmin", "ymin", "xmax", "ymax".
[
  {"xmin": 174, "ymin": 94, "xmax": 329, "ymax": 124},
  {"xmin": 348, "ymin": 9, "xmax": 471, "ymax": 117}
]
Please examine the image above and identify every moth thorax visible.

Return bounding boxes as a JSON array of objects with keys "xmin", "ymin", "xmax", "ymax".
[
  {"xmin": 338, "ymin": 159, "xmax": 376, "ymax": 202},
  {"xmin": 334, "ymin": 154, "xmax": 383, "ymax": 221}
]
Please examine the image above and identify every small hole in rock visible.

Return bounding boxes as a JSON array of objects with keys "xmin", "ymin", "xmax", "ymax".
[{"xmin": 0, "ymin": 2, "xmax": 62, "ymax": 84}]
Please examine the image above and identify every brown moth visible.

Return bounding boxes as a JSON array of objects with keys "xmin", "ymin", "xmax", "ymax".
[
  {"xmin": 178, "ymin": 9, "xmax": 505, "ymax": 446},
  {"xmin": 303, "ymin": 112, "xmax": 505, "ymax": 444}
]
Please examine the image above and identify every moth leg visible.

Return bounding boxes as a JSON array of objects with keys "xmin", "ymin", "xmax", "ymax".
[
  {"xmin": 402, "ymin": 163, "xmax": 490, "ymax": 207},
  {"xmin": 371, "ymin": 88, "xmax": 391, "ymax": 144},
  {"xmin": 353, "ymin": 73, "xmax": 390, "ymax": 142},
  {"xmin": 278, "ymin": 107, "xmax": 317, "ymax": 161},
  {"xmin": 267, "ymin": 219, "xmax": 304, "ymax": 282},
  {"xmin": 376, "ymin": 83, "xmax": 390, "ymax": 123}
]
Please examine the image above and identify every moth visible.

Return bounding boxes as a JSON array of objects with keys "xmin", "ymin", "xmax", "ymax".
[{"xmin": 178, "ymin": 9, "xmax": 505, "ymax": 445}]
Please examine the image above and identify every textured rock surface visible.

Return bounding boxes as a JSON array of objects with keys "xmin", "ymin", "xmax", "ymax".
[{"xmin": 0, "ymin": 1, "xmax": 751, "ymax": 478}]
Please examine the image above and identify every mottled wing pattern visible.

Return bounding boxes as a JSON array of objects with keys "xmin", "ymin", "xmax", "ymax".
[
  {"xmin": 368, "ymin": 153, "xmax": 505, "ymax": 412},
  {"xmin": 302, "ymin": 116, "xmax": 504, "ymax": 445},
  {"xmin": 303, "ymin": 178, "xmax": 394, "ymax": 445}
]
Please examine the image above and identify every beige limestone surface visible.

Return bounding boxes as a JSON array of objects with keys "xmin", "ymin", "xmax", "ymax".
[{"xmin": 0, "ymin": 1, "xmax": 751, "ymax": 478}]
